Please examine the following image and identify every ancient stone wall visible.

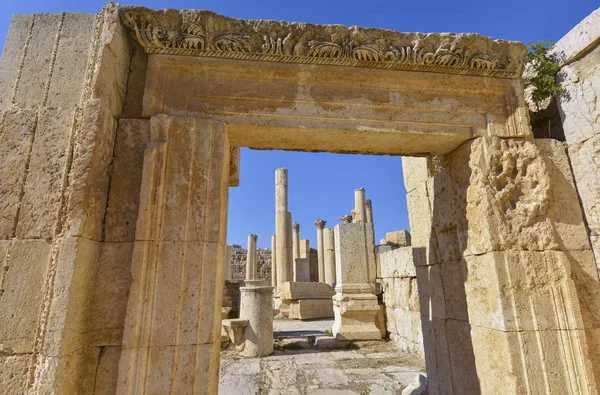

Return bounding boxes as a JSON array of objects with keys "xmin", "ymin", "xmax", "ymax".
[
  {"xmin": 376, "ymin": 246, "xmax": 423, "ymax": 358},
  {"xmin": 0, "ymin": 5, "xmax": 133, "ymax": 393},
  {"xmin": 554, "ymin": 7, "xmax": 600, "ymax": 271},
  {"xmin": 403, "ymin": 137, "xmax": 600, "ymax": 394},
  {"xmin": 230, "ymin": 246, "xmax": 272, "ymax": 283}
]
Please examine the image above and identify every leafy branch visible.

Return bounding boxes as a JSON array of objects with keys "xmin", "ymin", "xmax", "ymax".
[{"xmin": 525, "ymin": 40, "xmax": 564, "ymax": 109}]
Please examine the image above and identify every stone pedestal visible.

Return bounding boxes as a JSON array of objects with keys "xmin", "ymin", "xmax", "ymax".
[
  {"xmin": 239, "ymin": 284, "xmax": 274, "ymax": 357},
  {"xmin": 280, "ymin": 281, "xmax": 335, "ymax": 320},
  {"xmin": 332, "ymin": 222, "xmax": 381, "ymax": 340},
  {"xmin": 324, "ymin": 228, "xmax": 336, "ymax": 286}
]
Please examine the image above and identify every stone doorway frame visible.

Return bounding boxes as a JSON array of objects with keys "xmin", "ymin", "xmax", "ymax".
[{"xmin": 1, "ymin": 4, "xmax": 599, "ymax": 394}]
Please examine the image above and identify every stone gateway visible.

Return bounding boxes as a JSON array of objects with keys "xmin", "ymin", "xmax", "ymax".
[{"xmin": 1, "ymin": 2, "xmax": 600, "ymax": 394}]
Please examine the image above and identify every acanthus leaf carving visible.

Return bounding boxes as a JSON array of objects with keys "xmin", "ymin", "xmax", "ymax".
[{"xmin": 120, "ymin": 7, "xmax": 527, "ymax": 78}]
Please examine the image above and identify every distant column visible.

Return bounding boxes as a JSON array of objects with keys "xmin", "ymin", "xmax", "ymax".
[
  {"xmin": 271, "ymin": 235, "xmax": 277, "ymax": 287},
  {"xmin": 245, "ymin": 234, "xmax": 256, "ymax": 280},
  {"xmin": 323, "ymin": 228, "xmax": 336, "ymax": 286},
  {"xmin": 253, "ymin": 234, "xmax": 258, "ymax": 279},
  {"xmin": 365, "ymin": 199, "xmax": 374, "ymax": 225},
  {"xmin": 353, "ymin": 187, "xmax": 366, "ymax": 223},
  {"xmin": 292, "ymin": 222, "xmax": 300, "ymax": 260},
  {"xmin": 275, "ymin": 168, "xmax": 293, "ymax": 285},
  {"xmin": 314, "ymin": 219, "xmax": 327, "ymax": 282}
]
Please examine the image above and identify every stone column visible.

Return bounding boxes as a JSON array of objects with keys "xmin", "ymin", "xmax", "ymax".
[
  {"xmin": 239, "ymin": 283, "xmax": 274, "ymax": 357},
  {"xmin": 245, "ymin": 234, "xmax": 256, "ymax": 281},
  {"xmin": 365, "ymin": 199, "xmax": 374, "ymax": 225},
  {"xmin": 253, "ymin": 234, "xmax": 258, "ymax": 279},
  {"xmin": 314, "ymin": 219, "xmax": 326, "ymax": 282},
  {"xmin": 222, "ymin": 245, "xmax": 233, "ymax": 319},
  {"xmin": 353, "ymin": 187, "xmax": 366, "ymax": 223},
  {"xmin": 292, "ymin": 222, "xmax": 300, "ymax": 280},
  {"xmin": 271, "ymin": 235, "xmax": 277, "ymax": 287},
  {"xmin": 332, "ymin": 222, "xmax": 381, "ymax": 340},
  {"xmin": 323, "ymin": 228, "xmax": 336, "ymax": 286},
  {"xmin": 118, "ymin": 116, "xmax": 231, "ymax": 395},
  {"xmin": 275, "ymin": 168, "xmax": 293, "ymax": 285}
]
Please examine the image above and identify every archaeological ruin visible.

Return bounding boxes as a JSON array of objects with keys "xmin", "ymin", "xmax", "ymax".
[{"xmin": 1, "ymin": 2, "xmax": 600, "ymax": 394}]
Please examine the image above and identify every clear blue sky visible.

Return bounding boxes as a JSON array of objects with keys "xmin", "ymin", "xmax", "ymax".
[{"xmin": 1, "ymin": 1, "xmax": 597, "ymax": 248}]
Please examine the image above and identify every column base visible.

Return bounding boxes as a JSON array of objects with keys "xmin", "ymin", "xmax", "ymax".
[{"xmin": 332, "ymin": 293, "xmax": 382, "ymax": 340}]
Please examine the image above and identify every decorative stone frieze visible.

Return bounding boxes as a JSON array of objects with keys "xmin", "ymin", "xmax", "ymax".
[{"xmin": 120, "ymin": 6, "xmax": 527, "ymax": 79}]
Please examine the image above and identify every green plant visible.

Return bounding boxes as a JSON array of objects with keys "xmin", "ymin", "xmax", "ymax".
[
  {"xmin": 360, "ymin": 388, "xmax": 371, "ymax": 395},
  {"xmin": 323, "ymin": 329, "xmax": 333, "ymax": 337},
  {"xmin": 525, "ymin": 40, "xmax": 564, "ymax": 109}
]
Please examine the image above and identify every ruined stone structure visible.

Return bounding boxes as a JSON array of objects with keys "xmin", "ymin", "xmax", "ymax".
[
  {"xmin": 1, "ymin": 3, "xmax": 600, "ymax": 394},
  {"xmin": 230, "ymin": 246, "xmax": 272, "ymax": 282}
]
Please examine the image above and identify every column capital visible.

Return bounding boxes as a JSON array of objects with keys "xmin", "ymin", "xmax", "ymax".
[
  {"xmin": 252, "ymin": 234, "xmax": 258, "ymax": 241},
  {"xmin": 339, "ymin": 215, "xmax": 353, "ymax": 223},
  {"xmin": 314, "ymin": 219, "xmax": 327, "ymax": 229},
  {"xmin": 292, "ymin": 222, "xmax": 300, "ymax": 231},
  {"xmin": 365, "ymin": 199, "xmax": 372, "ymax": 209}
]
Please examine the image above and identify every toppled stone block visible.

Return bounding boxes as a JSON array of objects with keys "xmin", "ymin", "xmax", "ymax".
[
  {"xmin": 279, "ymin": 281, "xmax": 334, "ymax": 301},
  {"xmin": 222, "ymin": 319, "xmax": 249, "ymax": 352},
  {"xmin": 289, "ymin": 299, "xmax": 334, "ymax": 320}
]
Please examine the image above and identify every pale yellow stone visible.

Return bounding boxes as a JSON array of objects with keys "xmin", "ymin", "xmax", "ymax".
[
  {"xmin": 279, "ymin": 281, "xmax": 334, "ymax": 301},
  {"xmin": 288, "ymin": 299, "xmax": 334, "ymax": 320}
]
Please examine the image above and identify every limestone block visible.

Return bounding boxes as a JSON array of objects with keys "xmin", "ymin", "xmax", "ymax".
[
  {"xmin": 299, "ymin": 239, "xmax": 310, "ymax": 258},
  {"xmin": 0, "ymin": 108, "xmax": 36, "ymax": 238},
  {"xmin": 0, "ymin": 240, "xmax": 51, "ymax": 354},
  {"xmin": 385, "ymin": 230, "xmax": 411, "ymax": 246},
  {"xmin": 66, "ymin": 99, "xmax": 117, "ymax": 241},
  {"xmin": 374, "ymin": 244, "xmax": 393, "ymax": 278},
  {"xmin": 122, "ymin": 48, "xmax": 148, "ymax": 119},
  {"xmin": 90, "ymin": 3, "xmax": 132, "ymax": 117},
  {"xmin": 16, "ymin": 107, "xmax": 76, "ymax": 239},
  {"xmin": 420, "ymin": 317, "xmax": 452, "ymax": 395},
  {"xmin": 332, "ymin": 293, "xmax": 382, "ymax": 340},
  {"xmin": 463, "ymin": 250, "xmax": 597, "ymax": 332},
  {"xmin": 0, "ymin": 355, "xmax": 29, "ymax": 393},
  {"xmin": 405, "ymin": 184, "xmax": 437, "ymax": 266},
  {"xmin": 288, "ymin": 299, "xmax": 334, "ymax": 320},
  {"xmin": 46, "ymin": 13, "xmax": 96, "ymax": 108},
  {"xmin": 334, "ymin": 223, "xmax": 377, "ymax": 292},
  {"xmin": 88, "ymin": 242, "xmax": 133, "ymax": 346},
  {"xmin": 0, "ymin": 15, "xmax": 33, "ymax": 108},
  {"xmin": 93, "ymin": 346, "xmax": 122, "ymax": 394},
  {"xmin": 536, "ymin": 139, "xmax": 592, "ymax": 251},
  {"xmin": 568, "ymin": 134, "xmax": 600, "ymax": 266},
  {"xmin": 279, "ymin": 281, "xmax": 334, "ymax": 301},
  {"xmin": 552, "ymin": 6, "xmax": 600, "ymax": 65},
  {"xmin": 401, "ymin": 156, "xmax": 428, "ymax": 193},
  {"xmin": 440, "ymin": 260, "xmax": 468, "ymax": 322},
  {"xmin": 401, "ymin": 374, "xmax": 427, "ymax": 395},
  {"xmin": 104, "ymin": 119, "xmax": 151, "ymax": 242},
  {"xmin": 13, "ymin": 14, "xmax": 62, "ymax": 107},
  {"xmin": 223, "ymin": 319, "xmax": 249, "ymax": 351},
  {"xmin": 415, "ymin": 264, "xmax": 446, "ymax": 320},
  {"xmin": 379, "ymin": 247, "xmax": 417, "ymax": 278},
  {"xmin": 294, "ymin": 258, "xmax": 310, "ymax": 282}
]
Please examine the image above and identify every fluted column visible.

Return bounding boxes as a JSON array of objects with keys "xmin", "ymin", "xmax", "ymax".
[{"xmin": 314, "ymin": 219, "xmax": 326, "ymax": 283}]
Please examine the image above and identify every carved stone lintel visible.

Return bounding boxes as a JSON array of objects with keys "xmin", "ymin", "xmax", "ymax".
[
  {"xmin": 314, "ymin": 219, "xmax": 327, "ymax": 229},
  {"xmin": 120, "ymin": 6, "xmax": 527, "ymax": 79}
]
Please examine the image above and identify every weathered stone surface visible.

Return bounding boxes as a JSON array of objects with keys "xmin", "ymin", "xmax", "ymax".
[
  {"xmin": 552, "ymin": 6, "xmax": 600, "ymax": 66},
  {"xmin": 379, "ymin": 247, "xmax": 417, "ymax": 278},
  {"xmin": 334, "ymin": 223, "xmax": 377, "ymax": 292},
  {"xmin": 401, "ymin": 374, "xmax": 428, "ymax": 395},
  {"xmin": 289, "ymin": 299, "xmax": 334, "ymax": 320},
  {"xmin": 0, "ymin": 14, "xmax": 32, "ymax": 108},
  {"xmin": 332, "ymin": 293, "xmax": 382, "ymax": 340},
  {"xmin": 279, "ymin": 281, "xmax": 335, "ymax": 301},
  {"xmin": 0, "ymin": 355, "xmax": 29, "ymax": 394},
  {"xmin": 223, "ymin": 318, "xmax": 249, "ymax": 352},
  {"xmin": 0, "ymin": 240, "xmax": 51, "ymax": 354},
  {"xmin": 93, "ymin": 346, "xmax": 122, "ymax": 394},
  {"xmin": 104, "ymin": 119, "xmax": 151, "ymax": 242},
  {"xmin": 384, "ymin": 230, "xmax": 411, "ymax": 246},
  {"xmin": 0, "ymin": 108, "xmax": 36, "ymax": 238},
  {"xmin": 294, "ymin": 258, "xmax": 310, "ymax": 282}
]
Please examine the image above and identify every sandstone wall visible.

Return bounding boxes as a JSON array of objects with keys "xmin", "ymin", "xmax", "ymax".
[
  {"xmin": 554, "ymin": 7, "xmax": 600, "ymax": 271},
  {"xmin": 0, "ymin": 5, "xmax": 133, "ymax": 393},
  {"xmin": 376, "ymin": 246, "xmax": 423, "ymax": 358},
  {"xmin": 402, "ymin": 137, "xmax": 600, "ymax": 394}
]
